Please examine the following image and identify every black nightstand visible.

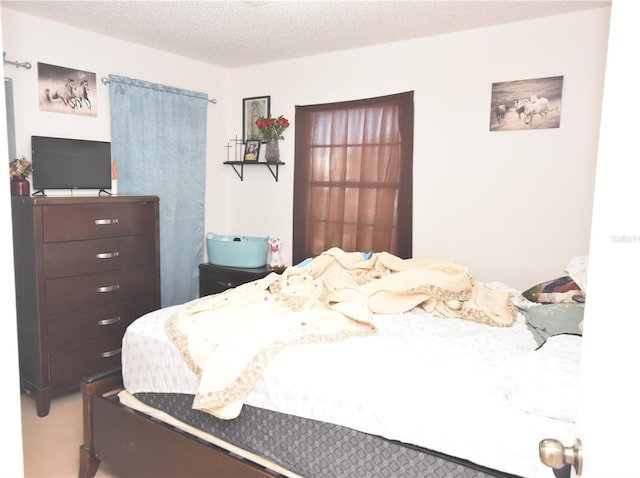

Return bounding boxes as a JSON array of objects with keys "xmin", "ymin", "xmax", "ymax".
[{"xmin": 198, "ymin": 263, "xmax": 282, "ymax": 297}]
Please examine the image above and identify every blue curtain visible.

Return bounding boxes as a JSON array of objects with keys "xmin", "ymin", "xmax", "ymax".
[{"xmin": 109, "ymin": 74, "xmax": 208, "ymax": 307}]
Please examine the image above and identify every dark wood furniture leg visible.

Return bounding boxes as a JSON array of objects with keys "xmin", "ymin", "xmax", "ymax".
[
  {"xmin": 35, "ymin": 386, "xmax": 52, "ymax": 417},
  {"xmin": 79, "ymin": 367, "xmax": 122, "ymax": 478}
]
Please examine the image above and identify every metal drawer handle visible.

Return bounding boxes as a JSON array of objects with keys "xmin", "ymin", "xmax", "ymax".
[
  {"xmin": 218, "ymin": 280, "xmax": 236, "ymax": 288},
  {"xmin": 97, "ymin": 284, "xmax": 120, "ymax": 293},
  {"xmin": 100, "ymin": 348, "xmax": 121, "ymax": 358},
  {"xmin": 98, "ymin": 316, "xmax": 121, "ymax": 326},
  {"xmin": 95, "ymin": 218, "xmax": 119, "ymax": 225},
  {"xmin": 96, "ymin": 251, "xmax": 120, "ymax": 259}
]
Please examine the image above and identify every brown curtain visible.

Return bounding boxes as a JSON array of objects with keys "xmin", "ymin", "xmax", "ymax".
[{"xmin": 293, "ymin": 91, "xmax": 413, "ymax": 263}]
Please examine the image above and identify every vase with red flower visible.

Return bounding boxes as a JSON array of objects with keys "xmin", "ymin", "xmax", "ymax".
[
  {"xmin": 264, "ymin": 139, "xmax": 280, "ymax": 162},
  {"xmin": 255, "ymin": 115, "xmax": 289, "ymax": 163}
]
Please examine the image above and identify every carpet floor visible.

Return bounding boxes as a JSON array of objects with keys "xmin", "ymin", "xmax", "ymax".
[{"xmin": 21, "ymin": 391, "xmax": 119, "ymax": 478}]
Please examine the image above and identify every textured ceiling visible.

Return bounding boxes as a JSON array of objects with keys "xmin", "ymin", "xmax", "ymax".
[{"xmin": 2, "ymin": 1, "xmax": 610, "ymax": 68}]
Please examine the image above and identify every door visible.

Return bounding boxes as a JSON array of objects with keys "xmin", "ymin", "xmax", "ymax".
[{"xmin": 544, "ymin": 3, "xmax": 640, "ymax": 477}]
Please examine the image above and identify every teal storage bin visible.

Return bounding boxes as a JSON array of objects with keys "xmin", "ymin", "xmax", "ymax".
[{"xmin": 206, "ymin": 233, "xmax": 269, "ymax": 268}]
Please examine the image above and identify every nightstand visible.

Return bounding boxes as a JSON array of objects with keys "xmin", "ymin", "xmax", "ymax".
[{"xmin": 198, "ymin": 263, "xmax": 282, "ymax": 297}]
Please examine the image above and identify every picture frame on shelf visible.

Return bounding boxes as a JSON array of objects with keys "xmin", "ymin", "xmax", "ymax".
[
  {"xmin": 243, "ymin": 140, "xmax": 260, "ymax": 162},
  {"xmin": 243, "ymin": 95, "xmax": 270, "ymax": 143}
]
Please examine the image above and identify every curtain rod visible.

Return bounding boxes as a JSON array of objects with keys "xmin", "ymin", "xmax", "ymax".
[
  {"xmin": 101, "ymin": 76, "xmax": 217, "ymax": 104},
  {"xmin": 3, "ymin": 52, "xmax": 32, "ymax": 70}
]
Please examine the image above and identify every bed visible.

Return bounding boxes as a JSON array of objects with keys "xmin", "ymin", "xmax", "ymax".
[{"xmin": 79, "ymin": 248, "xmax": 585, "ymax": 478}]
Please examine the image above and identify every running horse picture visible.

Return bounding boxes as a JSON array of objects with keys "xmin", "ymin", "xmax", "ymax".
[
  {"xmin": 489, "ymin": 75, "xmax": 563, "ymax": 131},
  {"xmin": 38, "ymin": 62, "xmax": 97, "ymax": 116}
]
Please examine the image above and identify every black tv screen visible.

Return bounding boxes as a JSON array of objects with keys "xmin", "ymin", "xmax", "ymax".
[{"xmin": 31, "ymin": 136, "xmax": 112, "ymax": 191}]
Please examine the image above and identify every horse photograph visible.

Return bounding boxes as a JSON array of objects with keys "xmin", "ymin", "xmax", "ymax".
[
  {"xmin": 489, "ymin": 75, "xmax": 563, "ymax": 131},
  {"xmin": 38, "ymin": 62, "xmax": 97, "ymax": 116}
]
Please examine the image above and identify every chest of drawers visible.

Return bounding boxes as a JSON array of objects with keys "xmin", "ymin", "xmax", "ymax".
[{"xmin": 11, "ymin": 195, "xmax": 160, "ymax": 416}]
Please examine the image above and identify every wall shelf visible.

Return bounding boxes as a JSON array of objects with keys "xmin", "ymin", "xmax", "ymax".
[
  {"xmin": 223, "ymin": 136, "xmax": 284, "ymax": 181},
  {"xmin": 223, "ymin": 161, "xmax": 285, "ymax": 182}
]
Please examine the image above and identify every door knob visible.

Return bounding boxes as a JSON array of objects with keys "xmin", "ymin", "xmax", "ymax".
[{"xmin": 539, "ymin": 438, "xmax": 582, "ymax": 476}]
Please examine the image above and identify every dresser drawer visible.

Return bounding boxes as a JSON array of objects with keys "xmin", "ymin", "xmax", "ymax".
[
  {"xmin": 47, "ymin": 297, "xmax": 159, "ymax": 350},
  {"xmin": 44, "ymin": 235, "xmax": 156, "ymax": 279},
  {"xmin": 49, "ymin": 335, "xmax": 123, "ymax": 388},
  {"xmin": 46, "ymin": 266, "xmax": 158, "ymax": 315},
  {"xmin": 42, "ymin": 201, "xmax": 156, "ymax": 242}
]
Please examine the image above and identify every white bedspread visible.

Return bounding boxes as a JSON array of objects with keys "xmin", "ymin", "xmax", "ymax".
[{"xmin": 122, "ymin": 298, "xmax": 578, "ymax": 478}]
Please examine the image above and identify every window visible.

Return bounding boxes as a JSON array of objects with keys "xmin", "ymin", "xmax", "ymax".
[{"xmin": 293, "ymin": 91, "xmax": 414, "ymax": 263}]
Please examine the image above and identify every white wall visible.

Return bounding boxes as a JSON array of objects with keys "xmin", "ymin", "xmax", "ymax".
[
  {"xmin": 225, "ymin": 7, "xmax": 611, "ymax": 290},
  {"xmin": 2, "ymin": 6, "xmax": 610, "ymax": 290},
  {"xmin": 1, "ymin": 7, "xmax": 230, "ymax": 239},
  {"xmin": 0, "ymin": 8, "xmax": 26, "ymax": 475},
  {"xmin": 576, "ymin": 3, "xmax": 640, "ymax": 475}
]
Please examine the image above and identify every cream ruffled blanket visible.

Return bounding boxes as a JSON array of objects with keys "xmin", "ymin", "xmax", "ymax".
[{"xmin": 165, "ymin": 248, "xmax": 516, "ymax": 419}]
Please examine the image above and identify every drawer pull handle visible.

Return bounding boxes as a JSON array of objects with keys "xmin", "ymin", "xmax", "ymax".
[
  {"xmin": 218, "ymin": 281, "xmax": 236, "ymax": 288},
  {"xmin": 97, "ymin": 284, "xmax": 120, "ymax": 293},
  {"xmin": 100, "ymin": 348, "xmax": 121, "ymax": 358},
  {"xmin": 95, "ymin": 218, "xmax": 119, "ymax": 225},
  {"xmin": 98, "ymin": 316, "xmax": 121, "ymax": 326},
  {"xmin": 96, "ymin": 251, "xmax": 120, "ymax": 259}
]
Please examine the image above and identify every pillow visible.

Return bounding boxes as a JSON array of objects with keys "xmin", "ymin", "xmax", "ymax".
[
  {"xmin": 498, "ymin": 334, "xmax": 581, "ymax": 422},
  {"xmin": 521, "ymin": 303, "xmax": 584, "ymax": 346},
  {"xmin": 294, "ymin": 251, "xmax": 373, "ymax": 268},
  {"xmin": 565, "ymin": 254, "xmax": 589, "ymax": 291},
  {"xmin": 521, "ymin": 275, "xmax": 585, "ymax": 304}
]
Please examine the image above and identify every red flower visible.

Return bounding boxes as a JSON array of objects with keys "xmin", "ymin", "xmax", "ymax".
[{"xmin": 255, "ymin": 114, "xmax": 290, "ymax": 140}]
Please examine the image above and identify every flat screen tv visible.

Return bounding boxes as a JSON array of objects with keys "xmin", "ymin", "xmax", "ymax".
[{"xmin": 31, "ymin": 135, "xmax": 112, "ymax": 193}]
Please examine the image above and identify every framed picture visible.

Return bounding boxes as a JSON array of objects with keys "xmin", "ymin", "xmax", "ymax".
[
  {"xmin": 243, "ymin": 95, "xmax": 270, "ymax": 143},
  {"xmin": 38, "ymin": 62, "xmax": 97, "ymax": 116},
  {"xmin": 243, "ymin": 139, "xmax": 260, "ymax": 162},
  {"xmin": 489, "ymin": 75, "xmax": 563, "ymax": 131}
]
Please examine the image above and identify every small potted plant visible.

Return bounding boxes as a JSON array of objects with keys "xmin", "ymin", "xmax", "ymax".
[{"xmin": 9, "ymin": 155, "xmax": 33, "ymax": 196}]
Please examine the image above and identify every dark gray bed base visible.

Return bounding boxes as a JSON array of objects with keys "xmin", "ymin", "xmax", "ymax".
[{"xmin": 79, "ymin": 367, "xmax": 522, "ymax": 478}]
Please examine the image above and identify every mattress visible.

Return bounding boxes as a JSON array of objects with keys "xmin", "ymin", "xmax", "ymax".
[
  {"xmin": 126, "ymin": 391, "xmax": 514, "ymax": 478},
  {"xmin": 122, "ymin": 292, "xmax": 579, "ymax": 478}
]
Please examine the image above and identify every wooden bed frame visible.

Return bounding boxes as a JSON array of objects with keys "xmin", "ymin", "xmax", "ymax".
[{"xmin": 79, "ymin": 367, "xmax": 280, "ymax": 478}]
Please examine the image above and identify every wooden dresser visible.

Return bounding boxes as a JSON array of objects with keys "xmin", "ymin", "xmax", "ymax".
[{"xmin": 11, "ymin": 195, "xmax": 160, "ymax": 416}]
